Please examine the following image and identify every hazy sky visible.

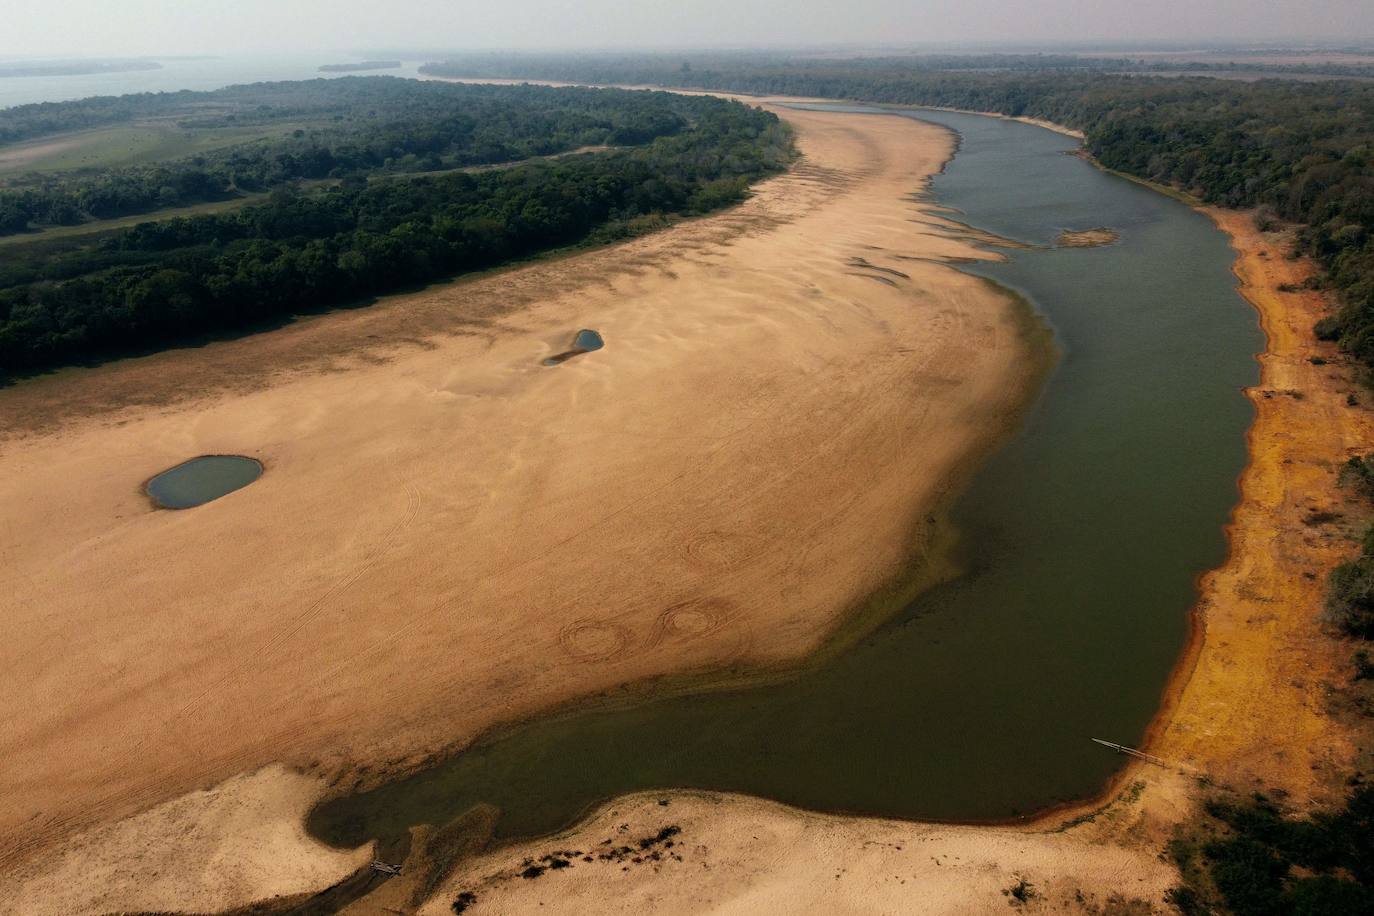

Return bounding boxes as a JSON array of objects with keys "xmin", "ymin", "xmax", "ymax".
[{"xmin": 5, "ymin": 0, "xmax": 1373, "ymax": 58}]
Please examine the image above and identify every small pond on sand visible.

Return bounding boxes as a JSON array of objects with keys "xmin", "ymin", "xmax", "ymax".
[
  {"xmin": 146, "ymin": 455, "xmax": 262, "ymax": 509},
  {"xmin": 543, "ymin": 329, "xmax": 605, "ymax": 366}
]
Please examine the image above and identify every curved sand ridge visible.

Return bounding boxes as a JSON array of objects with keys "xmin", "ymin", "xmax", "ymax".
[{"xmin": 0, "ymin": 105, "xmax": 1045, "ymax": 912}]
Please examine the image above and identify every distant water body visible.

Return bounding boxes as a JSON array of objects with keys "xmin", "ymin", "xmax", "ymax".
[{"xmin": 0, "ymin": 56, "xmax": 428, "ymax": 108}]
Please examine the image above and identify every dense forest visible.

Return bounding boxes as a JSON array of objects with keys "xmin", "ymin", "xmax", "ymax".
[
  {"xmin": 423, "ymin": 55, "xmax": 1374, "ymax": 378},
  {"xmin": 0, "ymin": 79, "xmax": 715, "ymax": 234},
  {"xmin": 0, "ymin": 81, "xmax": 789, "ymax": 375}
]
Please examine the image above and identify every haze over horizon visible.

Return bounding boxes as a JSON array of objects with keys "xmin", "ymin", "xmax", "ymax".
[{"xmin": 5, "ymin": 0, "xmax": 1373, "ymax": 59}]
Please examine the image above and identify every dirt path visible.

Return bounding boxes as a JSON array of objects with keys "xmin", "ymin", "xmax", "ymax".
[{"xmin": 0, "ymin": 105, "xmax": 1043, "ymax": 913}]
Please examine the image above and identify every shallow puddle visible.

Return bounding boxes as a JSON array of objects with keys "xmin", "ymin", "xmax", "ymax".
[
  {"xmin": 146, "ymin": 455, "xmax": 262, "ymax": 509},
  {"xmin": 542, "ymin": 328, "xmax": 605, "ymax": 365}
]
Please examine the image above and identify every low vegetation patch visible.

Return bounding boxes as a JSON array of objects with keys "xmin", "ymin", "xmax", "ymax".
[
  {"xmin": 1167, "ymin": 789, "xmax": 1374, "ymax": 915},
  {"xmin": 1326, "ymin": 456, "xmax": 1374, "ymax": 639},
  {"xmin": 1003, "ymin": 876, "xmax": 1036, "ymax": 905}
]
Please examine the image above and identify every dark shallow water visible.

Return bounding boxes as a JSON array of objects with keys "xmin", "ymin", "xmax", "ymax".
[
  {"xmin": 543, "ymin": 328, "xmax": 605, "ymax": 365},
  {"xmin": 309, "ymin": 108, "xmax": 1261, "ymax": 848},
  {"xmin": 146, "ymin": 455, "xmax": 262, "ymax": 509}
]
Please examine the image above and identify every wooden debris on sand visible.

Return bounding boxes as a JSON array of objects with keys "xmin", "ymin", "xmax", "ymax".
[{"xmin": 1091, "ymin": 737, "xmax": 1167, "ymax": 767}]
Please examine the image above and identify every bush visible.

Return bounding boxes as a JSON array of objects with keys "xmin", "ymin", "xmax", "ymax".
[
  {"xmin": 1164, "ymin": 885, "xmax": 1204, "ymax": 915},
  {"xmin": 1355, "ymin": 649, "xmax": 1374, "ymax": 681},
  {"xmin": 1326, "ymin": 556, "xmax": 1374, "ymax": 639},
  {"xmin": 1285, "ymin": 875, "xmax": 1374, "ymax": 915},
  {"xmin": 1177, "ymin": 788, "xmax": 1374, "ymax": 915},
  {"xmin": 1343, "ymin": 456, "xmax": 1374, "ymax": 495},
  {"xmin": 1315, "ymin": 316, "xmax": 1343, "ymax": 341}
]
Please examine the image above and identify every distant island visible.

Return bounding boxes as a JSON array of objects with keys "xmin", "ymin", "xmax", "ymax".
[
  {"xmin": 0, "ymin": 59, "xmax": 163, "ymax": 79},
  {"xmin": 319, "ymin": 60, "xmax": 402, "ymax": 72}
]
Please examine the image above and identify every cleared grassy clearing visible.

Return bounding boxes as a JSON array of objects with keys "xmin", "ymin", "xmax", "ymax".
[{"xmin": 0, "ymin": 120, "xmax": 314, "ymax": 177}]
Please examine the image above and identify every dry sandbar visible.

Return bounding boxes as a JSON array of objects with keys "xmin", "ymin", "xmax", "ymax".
[{"xmin": 0, "ymin": 103, "xmax": 1044, "ymax": 913}]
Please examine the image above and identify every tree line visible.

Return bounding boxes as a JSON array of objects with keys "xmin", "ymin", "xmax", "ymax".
[
  {"xmin": 0, "ymin": 85, "xmax": 789, "ymax": 376},
  {"xmin": 0, "ymin": 79, "xmax": 713, "ymax": 234}
]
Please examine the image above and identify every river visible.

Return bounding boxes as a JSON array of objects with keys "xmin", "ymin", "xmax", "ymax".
[
  {"xmin": 0, "ymin": 56, "xmax": 428, "ymax": 108},
  {"xmin": 306, "ymin": 104, "xmax": 1262, "ymax": 849}
]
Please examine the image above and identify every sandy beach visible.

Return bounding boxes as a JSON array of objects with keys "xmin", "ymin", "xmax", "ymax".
[
  {"xmin": 3, "ymin": 89, "xmax": 1360, "ymax": 916},
  {"xmin": 386, "ymin": 123, "xmax": 1371, "ymax": 916},
  {"xmin": 0, "ymin": 104, "xmax": 1045, "ymax": 913}
]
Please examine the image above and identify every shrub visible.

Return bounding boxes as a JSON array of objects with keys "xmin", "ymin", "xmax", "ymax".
[
  {"xmin": 1326, "ymin": 556, "xmax": 1374, "ymax": 639},
  {"xmin": 1355, "ymin": 649, "xmax": 1374, "ymax": 681},
  {"xmin": 1284, "ymin": 875, "xmax": 1374, "ymax": 915},
  {"xmin": 1343, "ymin": 456, "xmax": 1374, "ymax": 495},
  {"xmin": 1204, "ymin": 836, "xmax": 1287, "ymax": 914},
  {"xmin": 1164, "ymin": 885, "xmax": 1205, "ymax": 915}
]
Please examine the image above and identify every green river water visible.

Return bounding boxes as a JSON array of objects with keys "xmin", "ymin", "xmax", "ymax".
[
  {"xmin": 308, "ymin": 107, "xmax": 1262, "ymax": 849},
  {"xmin": 146, "ymin": 455, "xmax": 263, "ymax": 509}
]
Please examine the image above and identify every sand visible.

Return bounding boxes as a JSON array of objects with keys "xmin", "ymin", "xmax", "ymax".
[
  {"xmin": 414, "ymin": 791, "xmax": 1179, "ymax": 916},
  {"xmin": 1056, "ymin": 227, "xmax": 1120, "ymax": 248},
  {"xmin": 4, "ymin": 94, "xmax": 1359, "ymax": 916},
  {"xmin": 0, "ymin": 766, "xmax": 370, "ymax": 915},
  {"xmin": 390, "ymin": 128, "xmax": 1370, "ymax": 916},
  {"xmin": 0, "ymin": 104, "xmax": 1042, "ymax": 912}
]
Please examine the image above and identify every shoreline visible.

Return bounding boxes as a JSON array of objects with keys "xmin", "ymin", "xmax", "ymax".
[
  {"xmin": 1014, "ymin": 118, "xmax": 1360, "ymax": 809},
  {"xmin": 0, "ymin": 103, "xmax": 1050, "ymax": 914},
  {"xmin": 301, "ymin": 100, "xmax": 1276, "ymax": 911},
  {"xmin": 1, "ymin": 90, "xmax": 1355, "ymax": 915},
  {"xmin": 390, "ymin": 99, "xmax": 1363, "ymax": 915}
]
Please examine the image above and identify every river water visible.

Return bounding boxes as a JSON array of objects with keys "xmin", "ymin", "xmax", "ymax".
[
  {"xmin": 299, "ymin": 105, "xmax": 1258, "ymax": 847},
  {"xmin": 0, "ymin": 56, "xmax": 429, "ymax": 108}
]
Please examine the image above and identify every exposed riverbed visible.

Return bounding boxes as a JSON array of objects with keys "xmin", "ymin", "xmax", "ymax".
[{"xmin": 308, "ymin": 107, "xmax": 1261, "ymax": 850}]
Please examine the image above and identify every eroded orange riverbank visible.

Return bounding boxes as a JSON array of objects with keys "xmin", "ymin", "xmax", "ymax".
[{"xmin": 1154, "ymin": 208, "xmax": 1365, "ymax": 799}]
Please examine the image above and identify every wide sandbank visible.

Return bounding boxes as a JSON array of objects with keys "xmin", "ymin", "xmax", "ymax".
[
  {"xmin": 0, "ymin": 104, "xmax": 1046, "ymax": 912},
  {"xmin": 399, "ymin": 120, "xmax": 1370, "ymax": 915},
  {"xmin": 5, "ymin": 93, "xmax": 1357, "ymax": 916}
]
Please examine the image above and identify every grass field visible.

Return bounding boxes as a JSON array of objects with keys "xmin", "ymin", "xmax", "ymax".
[{"xmin": 0, "ymin": 120, "xmax": 315, "ymax": 177}]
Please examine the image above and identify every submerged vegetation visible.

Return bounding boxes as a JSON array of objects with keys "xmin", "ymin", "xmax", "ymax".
[
  {"xmin": 423, "ymin": 54, "xmax": 1374, "ymax": 379},
  {"xmin": 0, "ymin": 79, "xmax": 789, "ymax": 376}
]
